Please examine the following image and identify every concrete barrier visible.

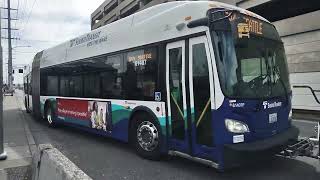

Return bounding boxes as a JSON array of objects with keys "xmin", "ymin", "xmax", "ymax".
[{"xmin": 32, "ymin": 144, "xmax": 92, "ymax": 180}]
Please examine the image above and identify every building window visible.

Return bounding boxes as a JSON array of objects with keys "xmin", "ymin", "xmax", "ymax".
[{"xmin": 104, "ymin": 0, "xmax": 118, "ymax": 14}]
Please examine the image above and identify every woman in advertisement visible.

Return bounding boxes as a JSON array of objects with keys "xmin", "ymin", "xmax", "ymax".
[
  {"xmin": 90, "ymin": 101, "xmax": 108, "ymax": 131},
  {"xmin": 90, "ymin": 102, "xmax": 98, "ymax": 129}
]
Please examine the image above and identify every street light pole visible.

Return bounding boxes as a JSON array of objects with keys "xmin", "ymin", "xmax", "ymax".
[{"xmin": 0, "ymin": 6, "xmax": 8, "ymax": 160}]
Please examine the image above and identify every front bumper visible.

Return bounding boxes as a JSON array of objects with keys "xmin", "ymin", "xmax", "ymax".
[{"xmin": 223, "ymin": 126, "xmax": 299, "ymax": 168}]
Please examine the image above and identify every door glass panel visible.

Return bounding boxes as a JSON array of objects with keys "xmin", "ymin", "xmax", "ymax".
[
  {"xmin": 192, "ymin": 43, "xmax": 213, "ymax": 146},
  {"xmin": 169, "ymin": 47, "xmax": 185, "ymax": 140}
]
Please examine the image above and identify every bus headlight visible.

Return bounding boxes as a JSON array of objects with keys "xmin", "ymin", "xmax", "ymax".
[{"xmin": 225, "ymin": 119, "xmax": 250, "ymax": 133}]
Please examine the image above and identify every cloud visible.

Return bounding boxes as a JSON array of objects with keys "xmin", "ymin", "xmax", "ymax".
[{"xmin": 1, "ymin": 0, "xmax": 105, "ymax": 84}]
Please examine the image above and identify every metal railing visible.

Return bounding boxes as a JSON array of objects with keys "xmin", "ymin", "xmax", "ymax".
[
  {"xmin": 293, "ymin": 85, "xmax": 320, "ymax": 104},
  {"xmin": 293, "ymin": 85, "xmax": 320, "ymax": 158}
]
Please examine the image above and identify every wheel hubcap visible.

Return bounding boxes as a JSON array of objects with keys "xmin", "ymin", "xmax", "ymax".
[
  {"xmin": 47, "ymin": 109, "xmax": 52, "ymax": 124},
  {"xmin": 137, "ymin": 121, "xmax": 159, "ymax": 151}
]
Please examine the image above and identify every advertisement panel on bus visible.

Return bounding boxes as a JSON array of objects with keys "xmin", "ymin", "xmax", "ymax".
[{"xmin": 57, "ymin": 98, "xmax": 112, "ymax": 131}]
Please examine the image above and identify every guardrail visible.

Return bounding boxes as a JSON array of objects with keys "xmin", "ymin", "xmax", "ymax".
[
  {"xmin": 293, "ymin": 85, "xmax": 320, "ymax": 104},
  {"xmin": 293, "ymin": 85, "xmax": 320, "ymax": 158}
]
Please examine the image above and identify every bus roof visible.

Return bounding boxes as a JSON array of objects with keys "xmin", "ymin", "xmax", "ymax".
[{"xmin": 39, "ymin": 1, "xmax": 269, "ymax": 68}]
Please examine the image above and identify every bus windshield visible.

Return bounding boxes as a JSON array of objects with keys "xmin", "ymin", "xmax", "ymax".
[{"xmin": 211, "ymin": 14, "xmax": 291, "ymax": 99}]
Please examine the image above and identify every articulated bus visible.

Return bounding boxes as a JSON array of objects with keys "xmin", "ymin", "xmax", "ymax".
[{"xmin": 24, "ymin": 1, "xmax": 299, "ymax": 170}]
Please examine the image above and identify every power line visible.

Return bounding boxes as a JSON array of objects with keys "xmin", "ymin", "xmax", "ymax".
[
  {"xmin": 20, "ymin": 0, "xmax": 36, "ymax": 34},
  {"xmin": 13, "ymin": 0, "xmax": 20, "ymax": 47}
]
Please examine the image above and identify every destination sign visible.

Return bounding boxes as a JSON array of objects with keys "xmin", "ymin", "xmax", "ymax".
[
  {"xmin": 128, "ymin": 52, "xmax": 153, "ymax": 67},
  {"xmin": 207, "ymin": 8, "xmax": 280, "ymax": 40},
  {"xmin": 237, "ymin": 16, "xmax": 263, "ymax": 38},
  {"xmin": 127, "ymin": 48, "xmax": 157, "ymax": 67},
  {"xmin": 244, "ymin": 17, "xmax": 262, "ymax": 35}
]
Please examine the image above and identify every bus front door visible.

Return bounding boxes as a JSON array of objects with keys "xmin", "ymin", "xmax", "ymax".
[
  {"xmin": 166, "ymin": 40, "xmax": 189, "ymax": 153},
  {"xmin": 166, "ymin": 36, "xmax": 215, "ymax": 160}
]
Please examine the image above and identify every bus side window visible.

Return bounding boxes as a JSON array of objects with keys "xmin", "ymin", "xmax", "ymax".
[
  {"xmin": 69, "ymin": 75, "xmax": 82, "ymax": 97},
  {"xmin": 29, "ymin": 80, "xmax": 32, "ymax": 95},
  {"xmin": 24, "ymin": 77, "xmax": 28, "ymax": 94},
  {"xmin": 123, "ymin": 47, "xmax": 158, "ymax": 101},
  {"xmin": 47, "ymin": 76, "xmax": 59, "ymax": 96},
  {"xmin": 83, "ymin": 73, "xmax": 100, "ymax": 98},
  {"xmin": 101, "ymin": 55, "xmax": 123, "ymax": 99},
  {"xmin": 60, "ymin": 76, "xmax": 70, "ymax": 97}
]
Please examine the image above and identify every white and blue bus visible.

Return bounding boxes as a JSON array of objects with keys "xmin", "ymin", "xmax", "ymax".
[{"xmin": 24, "ymin": 1, "xmax": 299, "ymax": 170}]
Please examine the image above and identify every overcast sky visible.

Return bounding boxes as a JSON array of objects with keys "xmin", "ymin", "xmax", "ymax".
[{"xmin": 1, "ymin": 0, "xmax": 105, "ymax": 84}]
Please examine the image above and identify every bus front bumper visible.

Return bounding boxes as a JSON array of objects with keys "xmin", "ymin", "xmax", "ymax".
[{"xmin": 223, "ymin": 126, "xmax": 299, "ymax": 168}]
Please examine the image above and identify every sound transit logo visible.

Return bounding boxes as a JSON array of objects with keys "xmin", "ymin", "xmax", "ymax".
[
  {"xmin": 70, "ymin": 31, "xmax": 107, "ymax": 48},
  {"xmin": 263, "ymin": 101, "xmax": 282, "ymax": 109}
]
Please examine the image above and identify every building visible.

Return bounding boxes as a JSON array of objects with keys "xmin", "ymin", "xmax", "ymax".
[
  {"xmin": 91, "ymin": 0, "xmax": 235, "ymax": 29},
  {"xmin": 91, "ymin": 0, "xmax": 160, "ymax": 30},
  {"xmin": 91, "ymin": 0, "xmax": 320, "ymax": 112}
]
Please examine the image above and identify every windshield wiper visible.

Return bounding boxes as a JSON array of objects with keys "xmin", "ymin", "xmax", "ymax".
[
  {"xmin": 263, "ymin": 53, "xmax": 273, "ymax": 97},
  {"xmin": 273, "ymin": 65, "xmax": 289, "ymax": 106}
]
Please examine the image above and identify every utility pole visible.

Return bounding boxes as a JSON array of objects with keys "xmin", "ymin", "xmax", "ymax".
[
  {"xmin": 7, "ymin": 0, "xmax": 13, "ymax": 90},
  {"xmin": 0, "ymin": 5, "xmax": 8, "ymax": 160}
]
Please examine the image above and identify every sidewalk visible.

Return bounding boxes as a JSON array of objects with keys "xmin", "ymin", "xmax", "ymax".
[{"xmin": 0, "ymin": 93, "xmax": 34, "ymax": 179}]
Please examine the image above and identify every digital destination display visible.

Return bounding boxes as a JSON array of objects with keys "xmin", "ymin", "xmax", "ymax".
[
  {"xmin": 227, "ymin": 12, "xmax": 280, "ymax": 41},
  {"xmin": 127, "ymin": 48, "xmax": 157, "ymax": 67},
  {"xmin": 236, "ymin": 16, "xmax": 263, "ymax": 39}
]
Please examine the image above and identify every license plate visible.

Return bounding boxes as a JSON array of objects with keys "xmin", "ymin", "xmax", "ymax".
[{"xmin": 269, "ymin": 113, "xmax": 277, "ymax": 123}]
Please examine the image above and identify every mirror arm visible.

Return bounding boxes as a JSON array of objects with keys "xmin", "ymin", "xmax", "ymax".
[{"xmin": 187, "ymin": 17, "xmax": 208, "ymax": 28}]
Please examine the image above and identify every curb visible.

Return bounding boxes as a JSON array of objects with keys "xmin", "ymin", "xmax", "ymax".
[
  {"xmin": 15, "ymin": 94, "xmax": 37, "ymax": 156},
  {"xmin": 32, "ymin": 144, "xmax": 92, "ymax": 180}
]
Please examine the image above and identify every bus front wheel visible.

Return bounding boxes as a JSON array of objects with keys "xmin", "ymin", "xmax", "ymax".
[
  {"xmin": 131, "ymin": 113, "xmax": 161, "ymax": 160},
  {"xmin": 45, "ymin": 102, "xmax": 56, "ymax": 128}
]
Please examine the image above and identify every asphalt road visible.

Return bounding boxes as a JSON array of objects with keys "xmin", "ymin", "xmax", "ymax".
[
  {"xmin": 15, "ymin": 91, "xmax": 320, "ymax": 180},
  {"xmin": 292, "ymin": 120, "xmax": 318, "ymax": 138}
]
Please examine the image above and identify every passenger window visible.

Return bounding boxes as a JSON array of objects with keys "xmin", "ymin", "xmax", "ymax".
[
  {"xmin": 101, "ymin": 55, "xmax": 123, "ymax": 99},
  {"xmin": 83, "ymin": 74, "xmax": 100, "ymax": 98},
  {"xmin": 60, "ymin": 76, "xmax": 69, "ymax": 97},
  {"xmin": 47, "ymin": 76, "xmax": 58, "ymax": 96},
  {"xmin": 69, "ymin": 76, "xmax": 82, "ymax": 97},
  {"xmin": 123, "ymin": 47, "xmax": 158, "ymax": 100},
  {"xmin": 40, "ymin": 74, "xmax": 47, "ymax": 96}
]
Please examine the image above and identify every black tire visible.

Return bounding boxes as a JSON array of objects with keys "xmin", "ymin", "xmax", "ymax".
[
  {"xmin": 130, "ymin": 113, "xmax": 162, "ymax": 160},
  {"xmin": 45, "ymin": 102, "xmax": 56, "ymax": 128}
]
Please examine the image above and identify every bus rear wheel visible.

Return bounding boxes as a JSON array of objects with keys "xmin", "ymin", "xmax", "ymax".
[
  {"xmin": 45, "ymin": 103, "xmax": 56, "ymax": 128},
  {"xmin": 131, "ymin": 113, "xmax": 161, "ymax": 160}
]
